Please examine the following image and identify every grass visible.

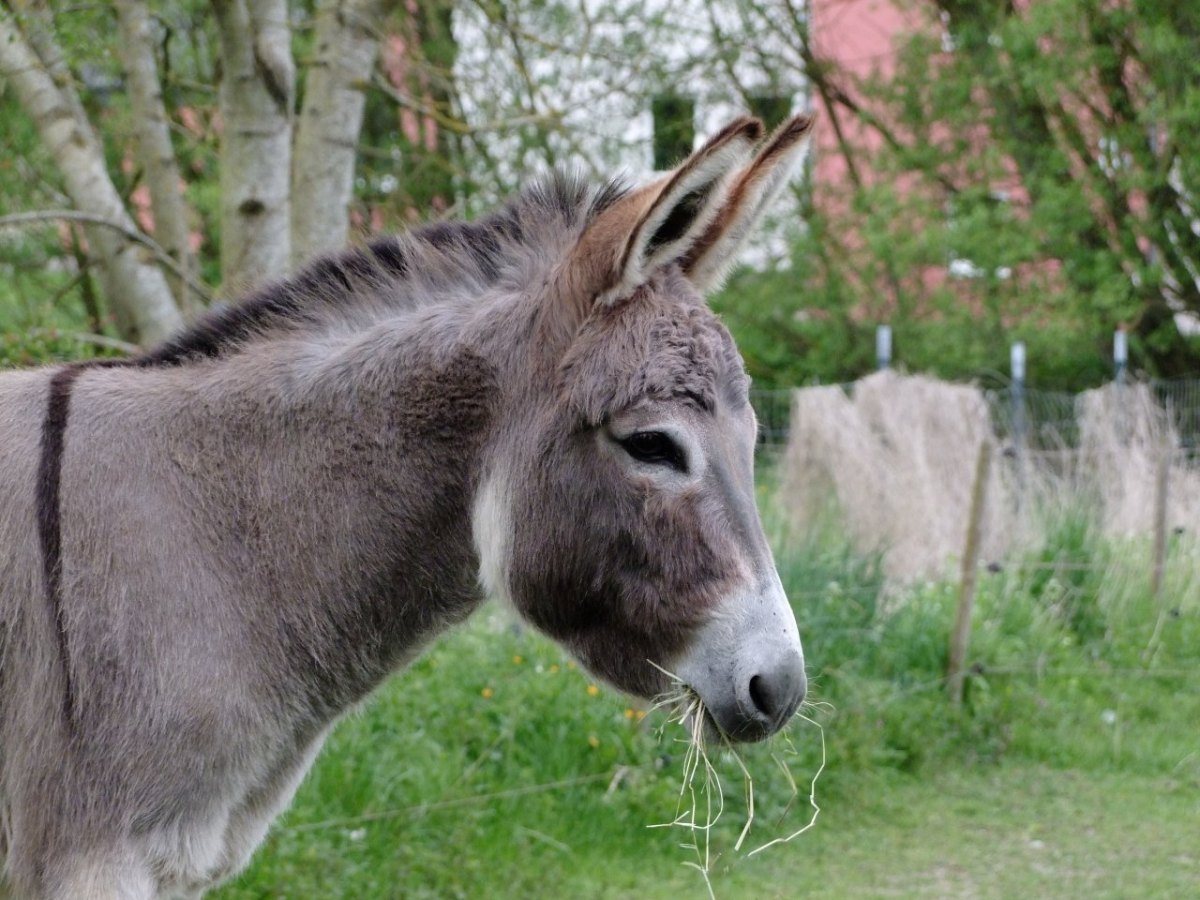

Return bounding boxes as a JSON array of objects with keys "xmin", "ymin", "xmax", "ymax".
[
  {"xmin": 738, "ymin": 763, "xmax": 1199, "ymax": 900},
  {"xmin": 208, "ymin": 514, "xmax": 1199, "ymax": 899}
]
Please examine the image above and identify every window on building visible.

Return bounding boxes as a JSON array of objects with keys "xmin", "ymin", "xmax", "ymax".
[
  {"xmin": 748, "ymin": 94, "xmax": 791, "ymax": 130},
  {"xmin": 652, "ymin": 94, "xmax": 696, "ymax": 170}
]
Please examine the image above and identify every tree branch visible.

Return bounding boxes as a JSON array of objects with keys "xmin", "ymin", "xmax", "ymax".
[{"xmin": 0, "ymin": 209, "xmax": 214, "ymax": 306}]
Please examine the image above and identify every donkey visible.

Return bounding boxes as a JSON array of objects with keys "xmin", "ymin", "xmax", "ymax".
[{"xmin": 0, "ymin": 114, "xmax": 813, "ymax": 898}]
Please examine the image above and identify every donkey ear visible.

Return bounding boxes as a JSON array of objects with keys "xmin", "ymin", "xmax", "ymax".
[
  {"xmin": 681, "ymin": 114, "xmax": 815, "ymax": 294},
  {"xmin": 562, "ymin": 117, "xmax": 763, "ymax": 309}
]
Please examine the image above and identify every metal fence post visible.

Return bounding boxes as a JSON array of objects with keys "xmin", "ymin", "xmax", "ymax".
[
  {"xmin": 1114, "ymin": 329, "xmax": 1128, "ymax": 385},
  {"xmin": 1010, "ymin": 341, "xmax": 1026, "ymax": 450},
  {"xmin": 1010, "ymin": 342, "xmax": 1027, "ymax": 503}
]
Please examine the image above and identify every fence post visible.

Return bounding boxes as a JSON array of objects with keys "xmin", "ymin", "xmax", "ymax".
[
  {"xmin": 1143, "ymin": 445, "xmax": 1172, "ymax": 664},
  {"xmin": 947, "ymin": 439, "xmax": 992, "ymax": 706},
  {"xmin": 1010, "ymin": 341, "xmax": 1027, "ymax": 449},
  {"xmin": 1114, "ymin": 329, "xmax": 1128, "ymax": 385},
  {"xmin": 1151, "ymin": 445, "xmax": 1170, "ymax": 601},
  {"xmin": 1010, "ymin": 341, "xmax": 1027, "ymax": 503},
  {"xmin": 876, "ymin": 324, "xmax": 892, "ymax": 371}
]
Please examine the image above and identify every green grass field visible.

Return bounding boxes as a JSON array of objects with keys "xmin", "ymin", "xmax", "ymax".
[{"xmin": 210, "ymin": 519, "xmax": 1200, "ymax": 899}]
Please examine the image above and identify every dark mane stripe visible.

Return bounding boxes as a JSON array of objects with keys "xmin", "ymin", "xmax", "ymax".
[
  {"xmin": 134, "ymin": 173, "xmax": 628, "ymax": 369},
  {"xmin": 137, "ymin": 240, "xmax": 409, "ymax": 367},
  {"xmin": 37, "ymin": 366, "xmax": 81, "ymax": 726}
]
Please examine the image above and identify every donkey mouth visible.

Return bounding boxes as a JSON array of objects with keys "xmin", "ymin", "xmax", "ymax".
[
  {"xmin": 674, "ymin": 647, "xmax": 807, "ymax": 744},
  {"xmin": 667, "ymin": 674, "xmax": 805, "ymax": 745},
  {"xmin": 702, "ymin": 690, "xmax": 802, "ymax": 744}
]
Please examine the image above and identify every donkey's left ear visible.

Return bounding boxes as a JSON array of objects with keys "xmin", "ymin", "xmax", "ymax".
[
  {"xmin": 614, "ymin": 116, "xmax": 765, "ymax": 297},
  {"xmin": 681, "ymin": 114, "xmax": 815, "ymax": 294},
  {"xmin": 564, "ymin": 117, "xmax": 763, "ymax": 310}
]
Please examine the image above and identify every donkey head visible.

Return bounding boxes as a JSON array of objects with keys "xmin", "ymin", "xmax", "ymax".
[{"xmin": 477, "ymin": 116, "xmax": 814, "ymax": 742}]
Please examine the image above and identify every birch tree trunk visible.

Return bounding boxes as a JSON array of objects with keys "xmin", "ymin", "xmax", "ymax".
[
  {"xmin": 114, "ymin": 0, "xmax": 202, "ymax": 318},
  {"xmin": 0, "ymin": 7, "xmax": 183, "ymax": 344},
  {"xmin": 212, "ymin": 0, "xmax": 295, "ymax": 294},
  {"xmin": 291, "ymin": 0, "xmax": 395, "ymax": 266}
]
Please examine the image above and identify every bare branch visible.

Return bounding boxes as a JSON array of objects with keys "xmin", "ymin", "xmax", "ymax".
[{"xmin": 0, "ymin": 209, "xmax": 214, "ymax": 306}]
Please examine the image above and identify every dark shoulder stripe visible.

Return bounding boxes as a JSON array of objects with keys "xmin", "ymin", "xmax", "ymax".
[
  {"xmin": 37, "ymin": 364, "xmax": 86, "ymax": 726},
  {"xmin": 36, "ymin": 359, "xmax": 128, "ymax": 727}
]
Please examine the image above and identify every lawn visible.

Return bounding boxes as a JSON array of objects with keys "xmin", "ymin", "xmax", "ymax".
[{"xmin": 211, "ymin": 531, "xmax": 1200, "ymax": 900}]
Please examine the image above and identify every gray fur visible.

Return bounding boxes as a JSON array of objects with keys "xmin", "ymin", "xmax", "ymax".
[{"xmin": 0, "ymin": 124, "xmax": 809, "ymax": 898}]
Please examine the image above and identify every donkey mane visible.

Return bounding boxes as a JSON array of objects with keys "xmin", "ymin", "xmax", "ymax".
[{"xmin": 138, "ymin": 172, "xmax": 629, "ymax": 368}]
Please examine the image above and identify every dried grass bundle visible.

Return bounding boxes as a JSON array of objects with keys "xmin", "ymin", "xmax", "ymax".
[{"xmin": 781, "ymin": 371, "xmax": 1015, "ymax": 582}]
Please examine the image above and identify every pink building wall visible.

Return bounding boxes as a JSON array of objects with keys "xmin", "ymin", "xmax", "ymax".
[{"xmin": 810, "ymin": 0, "xmax": 919, "ymax": 195}]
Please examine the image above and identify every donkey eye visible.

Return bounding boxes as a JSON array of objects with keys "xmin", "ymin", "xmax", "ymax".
[{"xmin": 619, "ymin": 431, "xmax": 686, "ymax": 471}]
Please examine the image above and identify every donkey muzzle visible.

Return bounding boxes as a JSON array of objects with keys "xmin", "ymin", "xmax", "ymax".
[
  {"xmin": 675, "ymin": 580, "xmax": 806, "ymax": 743},
  {"xmin": 703, "ymin": 643, "xmax": 806, "ymax": 742}
]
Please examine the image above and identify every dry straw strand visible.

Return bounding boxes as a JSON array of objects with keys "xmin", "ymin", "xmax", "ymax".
[{"xmin": 648, "ymin": 661, "xmax": 828, "ymax": 897}]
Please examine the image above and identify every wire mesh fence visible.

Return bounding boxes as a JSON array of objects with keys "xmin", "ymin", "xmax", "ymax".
[
  {"xmin": 753, "ymin": 377, "xmax": 1200, "ymax": 454},
  {"xmin": 755, "ymin": 373, "xmax": 1200, "ymax": 585}
]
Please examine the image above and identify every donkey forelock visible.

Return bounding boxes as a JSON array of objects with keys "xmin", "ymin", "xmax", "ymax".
[{"xmin": 557, "ymin": 266, "xmax": 750, "ymax": 428}]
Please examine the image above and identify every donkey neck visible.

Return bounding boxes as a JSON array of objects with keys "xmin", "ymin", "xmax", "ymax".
[{"xmin": 134, "ymin": 302, "xmax": 505, "ymax": 713}]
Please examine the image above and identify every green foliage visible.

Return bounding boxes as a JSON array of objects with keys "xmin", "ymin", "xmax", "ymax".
[
  {"xmin": 651, "ymin": 94, "xmax": 696, "ymax": 170},
  {"xmin": 710, "ymin": 0, "xmax": 1200, "ymax": 388},
  {"xmin": 836, "ymin": 0, "xmax": 1200, "ymax": 377},
  {"xmin": 0, "ymin": 329, "xmax": 114, "ymax": 369},
  {"xmin": 715, "ymin": 264, "xmax": 1115, "ymax": 390}
]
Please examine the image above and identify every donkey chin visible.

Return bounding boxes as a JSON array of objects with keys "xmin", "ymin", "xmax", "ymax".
[{"xmin": 672, "ymin": 577, "xmax": 807, "ymax": 744}]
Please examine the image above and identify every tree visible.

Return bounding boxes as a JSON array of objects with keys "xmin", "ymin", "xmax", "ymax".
[
  {"xmin": 0, "ymin": 0, "xmax": 405, "ymax": 341},
  {"xmin": 0, "ymin": 0, "xmax": 705, "ymax": 345},
  {"xmin": 881, "ymin": 0, "xmax": 1200, "ymax": 375},
  {"xmin": 728, "ymin": 0, "xmax": 1200, "ymax": 378},
  {"xmin": 114, "ymin": 0, "xmax": 202, "ymax": 317},
  {"xmin": 0, "ymin": 2, "xmax": 184, "ymax": 343},
  {"xmin": 292, "ymin": 0, "xmax": 395, "ymax": 264}
]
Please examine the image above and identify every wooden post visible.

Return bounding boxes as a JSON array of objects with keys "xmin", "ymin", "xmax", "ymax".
[
  {"xmin": 1142, "ymin": 446, "xmax": 1172, "ymax": 665},
  {"xmin": 948, "ymin": 439, "xmax": 992, "ymax": 706},
  {"xmin": 1150, "ymin": 446, "xmax": 1170, "ymax": 603}
]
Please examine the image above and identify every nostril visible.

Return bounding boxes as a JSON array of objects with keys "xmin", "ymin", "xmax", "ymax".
[
  {"xmin": 748, "ymin": 674, "xmax": 771, "ymax": 719},
  {"xmin": 746, "ymin": 658, "xmax": 807, "ymax": 729}
]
